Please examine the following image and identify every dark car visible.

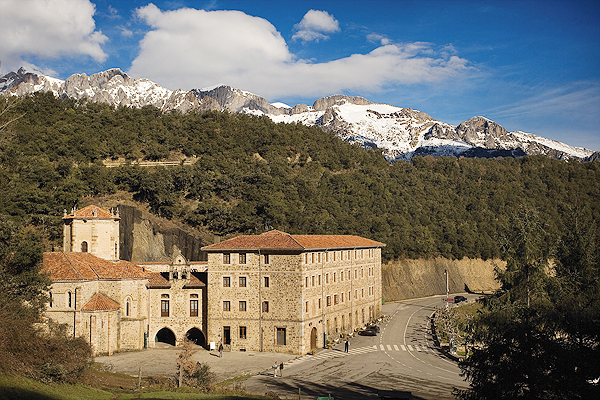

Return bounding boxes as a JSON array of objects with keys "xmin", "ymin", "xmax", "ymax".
[
  {"xmin": 454, "ymin": 295, "xmax": 467, "ymax": 303},
  {"xmin": 358, "ymin": 327, "xmax": 378, "ymax": 336}
]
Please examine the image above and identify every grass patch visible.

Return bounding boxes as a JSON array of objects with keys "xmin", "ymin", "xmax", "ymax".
[{"xmin": 0, "ymin": 372, "xmax": 273, "ymax": 400}]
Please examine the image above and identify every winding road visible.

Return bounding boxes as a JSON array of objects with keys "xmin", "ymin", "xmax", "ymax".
[{"xmin": 244, "ymin": 295, "xmax": 476, "ymax": 399}]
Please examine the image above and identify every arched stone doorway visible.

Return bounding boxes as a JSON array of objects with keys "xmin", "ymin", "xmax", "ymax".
[
  {"xmin": 186, "ymin": 327, "xmax": 205, "ymax": 346},
  {"xmin": 155, "ymin": 327, "xmax": 176, "ymax": 346},
  {"xmin": 310, "ymin": 327, "xmax": 317, "ymax": 350}
]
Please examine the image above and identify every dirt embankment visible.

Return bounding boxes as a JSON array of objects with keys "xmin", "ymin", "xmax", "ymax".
[{"xmin": 382, "ymin": 257, "xmax": 503, "ymax": 301}]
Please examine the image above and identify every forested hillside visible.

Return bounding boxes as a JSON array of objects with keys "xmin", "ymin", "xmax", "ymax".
[{"xmin": 1, "ymin": 93, "xmax": 599, "ymax": 261}]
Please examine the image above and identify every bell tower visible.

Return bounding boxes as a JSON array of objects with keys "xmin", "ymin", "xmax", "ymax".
[{"xmin": 63, "ymin": 205, "xmax": 120, "ymax": 261}]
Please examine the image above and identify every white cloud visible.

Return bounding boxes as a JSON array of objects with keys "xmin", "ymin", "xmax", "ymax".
[
  {"xmin": 0, "ymin": 0, "xmax": 108, "ymax": 74},
  {"xmin": 367, "ymin": 33, "xmax": 390, "ymax": 46},
  {"xmin": 119, "ymin": 26, "xmax": 134, "ymax": 37},
  {"xmin": 128, "ymin": 5, "xmax": 470, "ymax": 99},
  {"xmin": 292, "ymin": 10, "xmax": 340, "ymax": 42}
]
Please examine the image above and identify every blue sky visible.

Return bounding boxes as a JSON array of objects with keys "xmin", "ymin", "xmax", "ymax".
[{"xmin": 1, "ymin": 0, "xmax": 598, "ymax": 151}]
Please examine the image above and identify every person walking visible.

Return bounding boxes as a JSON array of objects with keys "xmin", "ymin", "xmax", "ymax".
[
  {"xmin": 344, "ymin": 337, "xmax": 349, "ymax": 353},
  {"xmin": 218, "ymin": 341, "xmax": 223, "ymax": 358}
]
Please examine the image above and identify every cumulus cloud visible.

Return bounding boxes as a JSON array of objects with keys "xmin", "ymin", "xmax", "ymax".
[
  {"xmin": 128, "ymin": 5, "xmax": 470, "ymax": 99},
  {"xmin": 0, "ymin": 0, "xmax": 107, "ymax": 74},
  {"xmin": 292, "ymin": 10, "xmax": 340, "ymax": 42}
]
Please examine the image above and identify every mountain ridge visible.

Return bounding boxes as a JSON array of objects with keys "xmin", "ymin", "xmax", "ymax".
[{"xmin": 1, "ymin": 67, "xmax": 596, "ymax": 161}]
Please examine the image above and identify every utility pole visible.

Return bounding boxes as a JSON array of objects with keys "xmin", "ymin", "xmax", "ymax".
[{"xmin": 444, "ymin": 269, "xmax": 449, "ymax": 310}]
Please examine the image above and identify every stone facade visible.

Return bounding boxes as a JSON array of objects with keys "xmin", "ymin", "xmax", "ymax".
[
  {"xmin": 202, "ymin": 230, "xmax": 385, "ymax": 355},
  {"xmin": 62, "ymin": 205, "xmax": 120, "ymax": 261},
  {"xmin": 43, "ymin": 206, "xmax": 384, "ymax": 356}
]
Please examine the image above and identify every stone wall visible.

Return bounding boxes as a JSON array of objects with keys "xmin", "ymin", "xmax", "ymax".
[
  {"xmin": 382, "ymin": 257, "xmax": 503, "ymax": 301},
  {"xmin": 117, "ymin": 204, "xmax": 217, "ymax": 263}
]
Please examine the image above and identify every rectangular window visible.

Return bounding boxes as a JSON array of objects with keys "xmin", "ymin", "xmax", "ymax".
[
  {"xmin": 239, "ymin": 326, "xmax": 247, "ymax": 339},
  {"xmin": 318, "ymin": 253, "xmax": 321, "ymax": 263},
  {"xmin": 355, "ymin": 269, "xmax": 358, "ymax": 279},
  {"xmin": 311, "ymin": 253, "xmax": 315, "ymax": 263},
  {"xmin": 333, "ymin": 252, "xmax": 336, "ymax": 261},
  {"xmin": 318, "ymin": 275, "xmax": 321, "ymax": 285},
  {"xmin": 341, "ymin": 292, "xmax": 344, "ymax": 302},
  {"xmin": 223, "ymin": 277, "xmax": 231, "ymax": 287},
  {"xmin": 161, "ymin": 300, "xmax": 169, "ymax": 317},
  {"xmin": 264, "ymin": 254, "xmax": 270, "ymax": 264},
  {"xmin": 262, "ymin": 301, "xmax": 269, "ymax": 313},
  {"xmin": 333, "ymin": 272, "xmax": 336, "ymax": 282},
  {"xmin": 190, "ymin": 300, "xmax": 198, "ymax": 317},
  {"xmin": 325, "ymin": 273, "xmax": 329, "ymax": 284},
  {"xmin": 361, "ymin": 268, "xmax": 364, "ymax": 278},
  {"xmin": 325, "ymin": 252, "xmax": 329, "ymax": 262},
  {"xmin": 264, "ymin": 276, "xmax": 270, "ymax": 287},
  {"xmin": 318, "ymin": 298, "xmax": 322, "ymax": 309},
  {"xmin": 223, "ymin": 253, "xmax": 230, "ymax": 264},
  {"xmin": 362, "ymin": 288, "xmax": 364, "ymax": 297},
  {"xmin": 327, "ymin": 296, "xmax": 331, "ymax": 306},
  {"xmin": 355, "ymin": 289, "xmax": 358, "ymax": 299},
  {"xmin": 239, "ymin": 276, "xmax": 247, "ymax": 287},
  {"xmin": 239, "ymin": 301, "xmax": 247, "ymax": 311},
  {"xmin": 311, "ymin": 276, "xmax": 315, "ymax": 286},
  {"xmin": 305, "ymin": 276, "xmax": 309, "ymax": 288},
  {"xmin": 223, "ymin": 301, "xmax": 230, "ymax": 311},
  {"xmin": 334, "ymin": 294, "xmax": 339, "ymax": 305},
  {"xmin": 239, "ymin": 253, "xmax": 246, "ymax": 264},
  {"xmin": 277, "ymin": 328, "xmax": 286, "ymax": 345},
  {"xmin": 305, "ymin": 301, "xmax": 309, "ymax": 313}
]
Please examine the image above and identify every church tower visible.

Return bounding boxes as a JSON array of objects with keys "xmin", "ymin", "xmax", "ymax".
[{"xmin": 63, "ymin": 205, "xmax": 120, "ymax": 261}]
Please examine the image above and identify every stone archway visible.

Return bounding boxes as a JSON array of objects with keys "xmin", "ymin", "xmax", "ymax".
[
  {"xmin": 186, "ymin": 327, "xmax": 205, "ymax": 346},
  {"xmin": 155, "ymin": 327, "xmax": 176, "ymax": 346}
]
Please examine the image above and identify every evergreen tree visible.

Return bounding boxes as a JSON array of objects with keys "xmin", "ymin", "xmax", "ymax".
[{"xmin": 455, "ymin": 206, "xmax": 558, "ymax": 400}]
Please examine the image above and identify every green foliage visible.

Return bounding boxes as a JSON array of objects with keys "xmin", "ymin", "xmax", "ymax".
[
  {"xmin": 0, "ymin": 216, "xmax": 92, "ymax": 383},
  {"xmin": 0, "ymin": 93, "xmax": 599, "ymax": 262},
  {"xmin": 456, "ymin": 207, "xmax": 600, "ymax": 400}
]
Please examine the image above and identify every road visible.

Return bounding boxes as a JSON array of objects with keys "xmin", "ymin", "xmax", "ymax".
[{"xmin": 243, "ymin": 295, "xmax": 476, "ymax": 399}]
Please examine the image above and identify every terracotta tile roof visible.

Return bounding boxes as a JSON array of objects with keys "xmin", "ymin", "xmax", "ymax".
[
  {"xmin": 81, "ymin": 293, "xmax": 120, "ymax": 311},
  {"xmin": 202, "ymin": 230, "xmax": 385, "ymax": 252},
  {"xmin": 147, "ymin": 272, "xmax": 171, "ymax": 288},
  {"xmin": 42, "ymin": 252, "xmax": 150, "ymax": 281},
  {"xmin": 146, "ymin": 272, "xmax": 207, "ymax": 288},
  {"xmin": 63, "ymin": 205, "xmax": 119, "ymax": 220},
  {"xmin": 183, "ymin": 272, "xmax": 206, "ymax": 289}
]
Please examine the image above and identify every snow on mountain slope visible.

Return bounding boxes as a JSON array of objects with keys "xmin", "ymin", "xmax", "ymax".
[{"xmin": 1, "ymin": 67, "xmax": 595, "ymax": 161}]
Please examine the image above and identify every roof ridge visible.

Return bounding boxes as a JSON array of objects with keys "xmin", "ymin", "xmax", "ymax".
[
  {"xmin": 64, "ymin": 252, "xmax": 86, "ymax": 280},
  {"xmin": 287, "ymin": 233, "xmax": 306, "ymax": 250}
]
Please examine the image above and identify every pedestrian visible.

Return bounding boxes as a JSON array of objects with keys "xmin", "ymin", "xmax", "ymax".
[
  {"xmin": 344, "ymin": 337, "xmax": 349, "ymax": 353},
  {"xmin": 279, "ymin": 361, "xmax": 284, "ymax": 377},
  {"xmin": 272, "ymin": 362, "xmax": 278, "ymax": 377},
  {"xmin": 218, "ymin": 341, "xmax": 223, "ymax": 358}
]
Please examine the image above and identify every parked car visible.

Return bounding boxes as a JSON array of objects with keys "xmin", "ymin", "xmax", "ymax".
[
  {"xmin": 454, "ymin": 295, "xmax": 467, "ymax": 303},
  {"xmin": 358, "ymin": 327, "xmax": 378, "ymax": 336}
]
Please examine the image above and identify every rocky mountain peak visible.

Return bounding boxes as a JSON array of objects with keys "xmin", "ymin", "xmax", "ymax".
[
  {"xmin": 0, "ymin": 67, "xmax": 595, "ymax": 162},
  {"xmin": 312, "ymin": 95, "xmax": 372, "ymax": 111}
]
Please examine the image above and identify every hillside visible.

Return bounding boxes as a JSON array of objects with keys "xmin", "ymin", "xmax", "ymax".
[
  {"xmin": 1, "ymin": 67, "xmax": 596, "ymax": 162},
  {"xmin": 0, "ymin": 93, "xmax": 599, "ymax": 262}
]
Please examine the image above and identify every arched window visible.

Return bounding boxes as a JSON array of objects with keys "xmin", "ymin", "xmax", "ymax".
[
  {"xmin": 81, "ymin": 241, "xmax": 88, "ymax": 252},
  {"xmin": 126, "ymin": 298, "xmax": 131, "ymax": 316},
  {"xmin": 68, "ymin": 291, "xmax": 72, "ymax": 308},
  {"xmin": 49, "ymin": 292, "xmax": 52, "ymax": 308}
]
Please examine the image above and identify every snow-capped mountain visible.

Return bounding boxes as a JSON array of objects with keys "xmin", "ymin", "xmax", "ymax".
[{"xmin": 1, "ymin": 67, "xmax": 596, "ymax": 161}]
